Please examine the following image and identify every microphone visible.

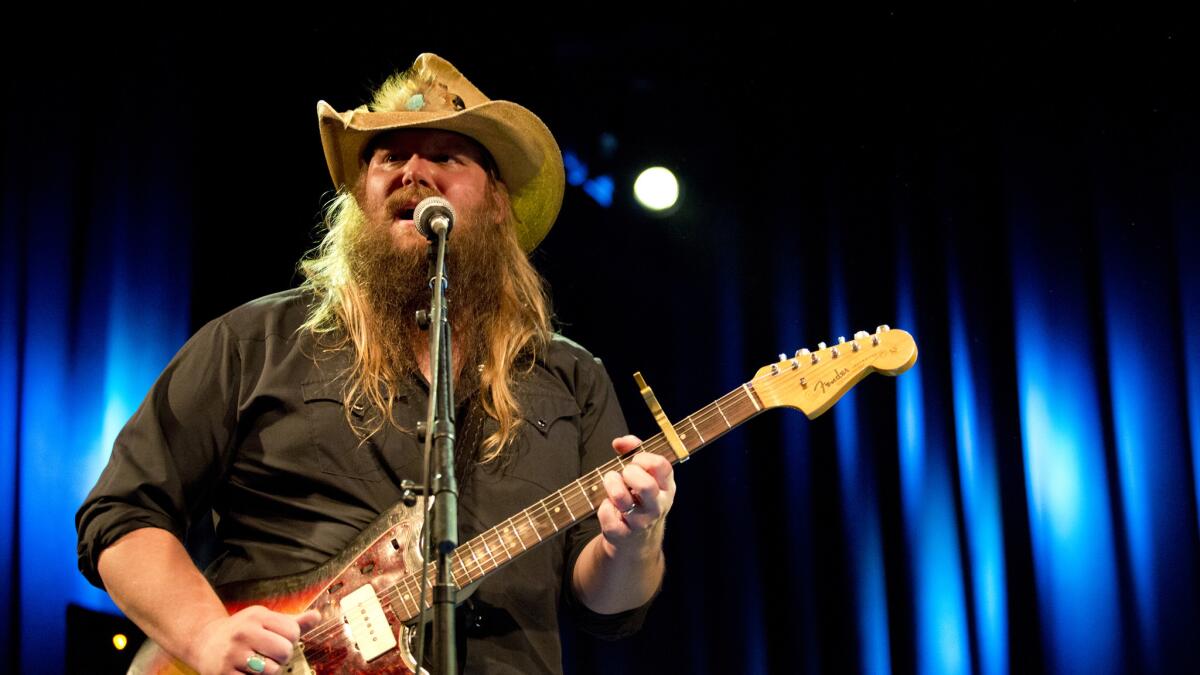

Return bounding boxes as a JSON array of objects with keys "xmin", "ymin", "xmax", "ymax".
[{"xmin": 413, "ymin": 196, "xmax": 455, "ymax": 241}]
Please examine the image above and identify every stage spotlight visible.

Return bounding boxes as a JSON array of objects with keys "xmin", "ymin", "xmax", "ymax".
[
  {"xmin": 66, "ymin": 603, "xmax": 145, "ymax": 672},
  {"xmin": 633, "ymin": 167, "xmax": 679, "ymax": 212}
]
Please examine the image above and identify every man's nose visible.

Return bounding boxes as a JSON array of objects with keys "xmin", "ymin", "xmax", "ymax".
[{"xmin": 400, "ymin": 154, "xmax": 435, "ymax": 188}]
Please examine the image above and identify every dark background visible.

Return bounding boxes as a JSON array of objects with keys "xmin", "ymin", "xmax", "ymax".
[{"xmin": 3, "ymin": 7, "xmax": 1198, "ymax": 674}]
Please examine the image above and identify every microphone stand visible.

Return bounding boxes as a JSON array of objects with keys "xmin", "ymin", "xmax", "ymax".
[{"xmin": 420, "ymin": 219, "xmax": 458, "ymax": 675}]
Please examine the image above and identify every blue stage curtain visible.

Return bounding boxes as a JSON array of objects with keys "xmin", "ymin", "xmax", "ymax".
[{"xmin": 0, "ymin": 48, "xmax": 192, "ymax": 674}]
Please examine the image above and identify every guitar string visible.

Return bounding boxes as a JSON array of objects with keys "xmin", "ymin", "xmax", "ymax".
[
  {"xmin": 407, "ymin": 374, "xmax": 765, "ymax": 558},
  {"xmin": 297, "ymin": 371, "xmax": 786, "ymax": 648},
  {"xmin": 297, "ymin": 383, "xmax": 766, "ymax": 647},
  {"xmin": 303, "ymin": 338, "xmax": 890, "ymax": 652},
  {"xmin": 297, "ymin": 346, "xmax": 891, "ymax": 649},
  {"xmin": 297, "ymin": 350, "xmax": 868, "ymax": 650},
  {"xmin": 304, "ymin": 342, "xmax": 906, "ymax": 661},
  {"xmin": 298, "ymin": 430, "xmax": 692, "ymax": 647}
]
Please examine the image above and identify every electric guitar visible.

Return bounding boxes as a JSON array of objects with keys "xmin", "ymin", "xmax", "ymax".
[{"xmin": 130, "ymin": 327, "xmax": 918, "ymax": 674}]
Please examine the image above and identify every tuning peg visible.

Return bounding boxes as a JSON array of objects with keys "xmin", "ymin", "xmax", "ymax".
[
  {"xmin": 875, "ymin": 324, "xmax": 891, "ymax": 333},
  {"xmin": 778, "ymin": 353, "xmax": 788, "ymax": 361},
  {"xmin": 796, "ymin": 348, "xmax": 811, "ymax": 358},
  {"xmin": 817, "ymin": 341, "xmax": 827, "ymax": 350},
  {"xmin": 838, "ymin": 336, "xmax": 846, "ymax": 343},
  {"xmin": 831, "ymin": 346, "xmax": 840, "ymax": 358},
  {"xmin": 770, "ymin": 364, "xmax": 780, "ymax": 375},
  {"xmin": 854, "ymin": 330, "xmax": 870, "ymax": 340}
]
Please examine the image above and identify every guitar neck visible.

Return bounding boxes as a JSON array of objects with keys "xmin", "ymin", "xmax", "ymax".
[
  {"xmin": 387, "ymin": 326, "xmax": 918, "ymax": 620},
  {"xmin": 389, "ymin": 382, "xmax": 765, "ymax": 618}
]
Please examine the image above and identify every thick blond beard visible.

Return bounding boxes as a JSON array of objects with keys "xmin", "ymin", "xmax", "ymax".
[{"xmin": 299, "ymin": 182, "xmax": 552, "ymax": 461}]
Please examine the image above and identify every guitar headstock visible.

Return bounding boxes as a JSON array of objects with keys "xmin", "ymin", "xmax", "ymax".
[{"xmin": 751, "ymin": 326, "xmax": 918, "ymax": 419}]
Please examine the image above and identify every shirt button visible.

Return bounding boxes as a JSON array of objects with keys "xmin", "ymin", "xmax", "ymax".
[{"xmin": 466, "ymin": 608, "xmax": 486, "ymax": 635}]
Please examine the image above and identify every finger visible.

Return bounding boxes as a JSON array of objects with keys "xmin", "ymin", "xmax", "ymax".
[
  {"xmin": 296, "ymin": 609, "xmax": 323, "ymax": 634},
  {"xmin": 249, "ymin": 629, "xmax": 294, "ymax": 666},
  {"xmin": 621, "ymin": 465, "xmax": 661, "ymax": 508},
  {"xmin": 234, "ymin": 652, "xmax": 280, "ymax": 675},
  {"xmin": 620, "ymin": 500, "xmax": 660, "ymax": 531},
  {"xmin": 602, "ymin": 471, "xmax": 635, "ymax": 512},
  {"xmin": 629, "ymin": 453, "xmax": 674, "ymax": 490},
  {"xmin": 595, "ymin": 499, "xmax": 631, "ymax": 537},
  {"xmin": 260, "ymin": 610, "xmax": 303, "ymax": 643},
  {"xmin": 611, "ymin": 435, "xmax": 642, "ymax": 455},
  {"xmin": 259, "ymin": 656, "xmax": 283, "ymax": 675}
]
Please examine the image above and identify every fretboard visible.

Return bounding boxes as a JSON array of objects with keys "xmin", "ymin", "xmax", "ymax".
[{"xmin": 387, "ymin": 380, "xmax": 766, "ymax": 620}]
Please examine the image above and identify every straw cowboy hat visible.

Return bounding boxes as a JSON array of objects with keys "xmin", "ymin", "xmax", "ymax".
[{"xmin": 317, "ymin": 53, "xmax": 565, "ymax": 251}]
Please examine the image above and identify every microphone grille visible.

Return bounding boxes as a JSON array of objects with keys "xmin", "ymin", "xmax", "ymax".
[{"xmin": 413, "ymin": 196, "xmax": 455, "ymax": 239}]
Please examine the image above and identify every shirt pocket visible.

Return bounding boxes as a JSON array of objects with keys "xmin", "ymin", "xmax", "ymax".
[
  {"xmin": 521, "ymin": 393, "xmax": 582, "ymax": 439},
  {"xmin": 511, "ymin": 393, "xmax": 585, "ymax": 487},
  {"xmin": 300, "ymin": 379, "xmax": 383, "ymax": 482}
]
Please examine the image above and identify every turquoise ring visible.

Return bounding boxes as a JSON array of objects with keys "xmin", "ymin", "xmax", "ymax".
[{"xmin": 246, "ymin": 653, "xmax": 267, "ymax": 674}]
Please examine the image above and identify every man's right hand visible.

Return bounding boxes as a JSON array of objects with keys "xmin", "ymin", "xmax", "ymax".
[
  {"xmin": 187, "ymin": 606, "xmax": 322, "ymax": 675},
  {"xmin": 97, "ymin": 529, "xmax": 323, "ymax": 675}
]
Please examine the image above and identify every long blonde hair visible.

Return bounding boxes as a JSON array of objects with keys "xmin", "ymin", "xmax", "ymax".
[{"xmin": 298, "ymin": 185, "xmax": 552, "ymax": 462}]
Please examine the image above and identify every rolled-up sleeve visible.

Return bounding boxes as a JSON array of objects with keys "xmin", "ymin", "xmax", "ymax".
[{"xmin": 75, "ymin": 317, "xmax": 240, "ymax": 588}]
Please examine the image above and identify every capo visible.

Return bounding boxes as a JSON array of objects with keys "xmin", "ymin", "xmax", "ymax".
[{"xmin": 633, "ymin": 372, "xmax": 689, "ymax": 462}]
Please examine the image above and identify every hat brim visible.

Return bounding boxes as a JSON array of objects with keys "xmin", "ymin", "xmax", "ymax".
[{"xmin": 318, "ymin": 100, "xmax": 564, "ymax": 252}]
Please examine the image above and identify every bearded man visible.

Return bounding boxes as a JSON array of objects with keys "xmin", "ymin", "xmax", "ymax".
[{"xmin": 76, "ymin": 53, "xmax": 674, "ymax": 675}]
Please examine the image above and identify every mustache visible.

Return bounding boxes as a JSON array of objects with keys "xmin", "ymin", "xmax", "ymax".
[{"xmin": 384, "ymin": 186, "xmax": 442, "ymax": 220}]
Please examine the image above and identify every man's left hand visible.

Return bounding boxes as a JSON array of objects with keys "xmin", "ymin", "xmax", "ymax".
[{"xmin": 595, "ymin": 435, "xmax": 676, "ymax": 558}]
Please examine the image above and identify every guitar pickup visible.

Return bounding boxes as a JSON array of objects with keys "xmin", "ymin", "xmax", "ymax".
[{"xmin": 340, "ymin": 584, "xmax": 398, "ymax": 661}]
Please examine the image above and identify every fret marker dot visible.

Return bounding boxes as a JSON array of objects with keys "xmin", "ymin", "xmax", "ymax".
[{"xmin": 554, "ymin": 507, "xmax": 561, "ymax": 513}]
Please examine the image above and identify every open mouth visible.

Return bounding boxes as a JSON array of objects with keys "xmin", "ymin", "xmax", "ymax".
[
  {"xmin": 388, "ymin": 194, "xmax": 428, "ymax": 227},
  {"xmin": 393, "ymin": 199, "xmax": 420, "ymax": 224}
]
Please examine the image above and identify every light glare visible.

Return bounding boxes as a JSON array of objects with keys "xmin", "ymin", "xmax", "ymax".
[{"xmin": 633, "ymin": 167, "xmax": 679, "ymax": 211}]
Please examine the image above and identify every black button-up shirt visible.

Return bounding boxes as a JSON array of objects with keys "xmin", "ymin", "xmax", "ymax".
[{"xmin": 76, "ymin": 288, "xmax": 650, "ymax": 673}]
